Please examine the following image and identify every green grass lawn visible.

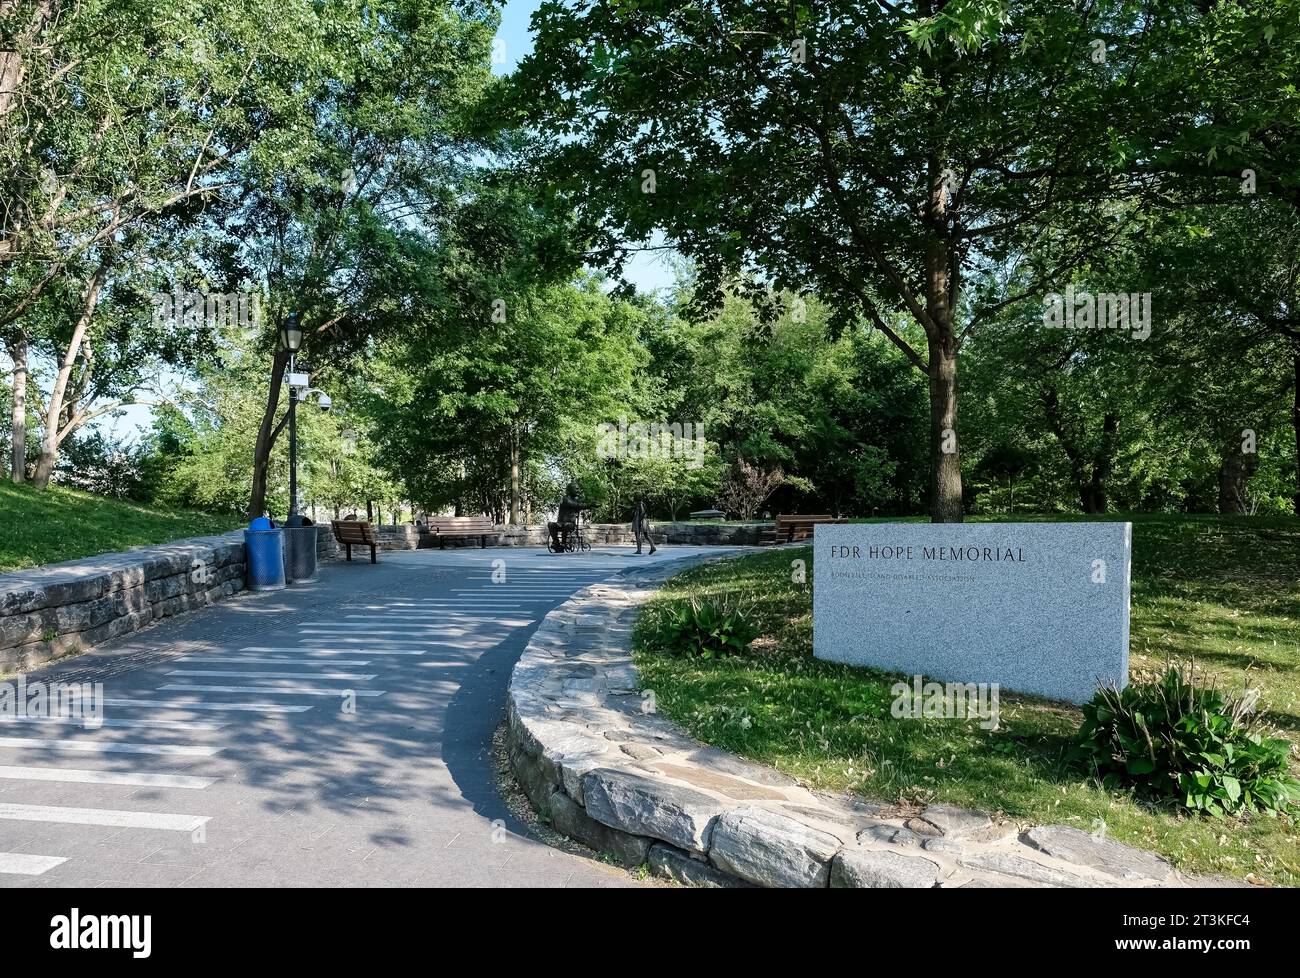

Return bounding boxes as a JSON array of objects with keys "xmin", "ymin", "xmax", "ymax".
[
  {"xmin": 0, "ymin": 482, "xmax": 241, "ymax": 573},
  {"xmin": 632, "ymin": 513, "xmax": 1300, "ymax": 886}
]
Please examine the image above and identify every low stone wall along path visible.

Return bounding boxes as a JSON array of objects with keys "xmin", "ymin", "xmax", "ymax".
[{"xmin": 506, "ymin": 555, "xmax": 1240, "ymax": 888}]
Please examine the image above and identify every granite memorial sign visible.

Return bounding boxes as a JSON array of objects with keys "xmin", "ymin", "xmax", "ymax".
[{"xmin": 813, "ymin": 522, "xmax": 1132, "ymax": 704}]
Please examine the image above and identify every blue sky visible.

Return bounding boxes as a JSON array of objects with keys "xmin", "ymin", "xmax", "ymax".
[{"xmin": 494, "ymin": 0, "xmax": 543, "ymax": 75}]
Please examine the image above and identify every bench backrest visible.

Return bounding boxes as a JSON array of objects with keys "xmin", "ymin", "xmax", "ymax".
[
  {"xmin": 332, "ymin": 519, "xmax": 378, "ymax": 544},
  {"xmin": 427, "ymin": 516, "xmax": 495, "ymax": 533},
  {"xmin": 769, "ymin": 514, "xmax": 848, "ymax": 542},
  {"xmin": 775, "ymin": 514, "xmax": 834, "ymax": 528}
]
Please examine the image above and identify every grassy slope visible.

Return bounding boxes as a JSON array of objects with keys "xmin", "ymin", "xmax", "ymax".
[
  {"xmin": 0, "ymin": 483, "xmax": 240, "ymax": 572},
  {"xmin": 632, "ymin": 514, "xmax": 1300, "ymax": 886}
]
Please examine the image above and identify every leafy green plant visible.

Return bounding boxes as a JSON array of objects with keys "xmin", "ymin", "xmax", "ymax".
[
  {"xmin": 655, "ymin": 597, "xmax": 760, "ymax": 660},
  {"xmin": 1072, "ymin": 667, "xmax": 1300, "ymax": 818}
]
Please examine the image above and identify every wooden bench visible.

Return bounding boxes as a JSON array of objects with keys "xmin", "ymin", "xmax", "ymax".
[
  {"xmin": 759, "ymin": 514, "xmax": 849, "ymax": 545},
  {"xmin": 331, "ymin": 519, "xmax": 380, "ymax": 563},
  {"xmin": 427, "ymin": 516, "xmax": 497, "ymax": 549}
]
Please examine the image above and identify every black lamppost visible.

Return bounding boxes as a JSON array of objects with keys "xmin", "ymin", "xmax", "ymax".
[{"xmin": 280, "ymin": 312, "xmax": 304, "ymax": 518}]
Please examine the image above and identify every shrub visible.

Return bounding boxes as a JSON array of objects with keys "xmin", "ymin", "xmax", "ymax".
[
  {"xmin": 1072, "ymin": 667, "xmax": 1300, "ymax": 817},
  {"xmin": 655, "ymin": 597, "xmax": 760, "ymax": 660}
]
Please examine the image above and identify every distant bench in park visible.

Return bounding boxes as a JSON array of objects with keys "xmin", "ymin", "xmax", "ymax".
[
  {"xmin": 427, "ymin": 516, "xmax": 498, "ymax": 549},
  {"xmin": 331, "ymin": 519, "xmax": 380, "ymax": 563},
  {"xmin": 760, "ymin": 514, "xmax": 849, "ymax": 545}
]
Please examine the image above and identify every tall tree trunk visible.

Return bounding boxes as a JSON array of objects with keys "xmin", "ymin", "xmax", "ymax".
[
  {"xmin": 509, "ymin": 424, "xmax": 520, "ymax": 525},
  {"xmin": 6, "ymin": 331, "xmax": 27, "ymax": 482},
  {"xmin": 1293, "ymin": 352, "xmax": 1300, "ymax": 517},
  {"xmin": 32, "ymin": 261, "xmax": 107, "ymax": 488},
  {"xmin": 248, "ymin": 347, "xmax": 290, "ymax": 519},
  {"xmin": 925, "ymin": 160, "xmax": 963, "ymax": 523},
  {"xmin": 927, "ymin": 337, "xmax": 963, "ymax": 522},
  {"xmin": 1218, "ymin": 429, "xmax": 1259, "ymax": 516},
  {"xmin": 1218, "ymin": 452, "xmax": 1249, "ymax": 515},
  {"xmin": 1084, "ymin": 412, "xmax": 1119, "ymax": 514},
  {"xmin": 1042, "ymin": 388, "xmax": 1116, "ymax": 514}
]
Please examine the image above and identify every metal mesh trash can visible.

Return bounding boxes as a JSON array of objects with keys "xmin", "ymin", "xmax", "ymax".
[
  {"xmin": 283, "ymin": 519, "xmax": 319, "ymax": 584},
  {"xmin": 244, "ymin": 518, "xmax": 286, "ymax": 591}
]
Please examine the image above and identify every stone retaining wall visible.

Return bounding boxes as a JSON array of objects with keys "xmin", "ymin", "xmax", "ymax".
[
  {"xmin": 1, "ymin": 526, "xmax": 339, "ymax": 673},
  {"xmin": 376, "ymin": 524, "xmax": 422, "ymax": 551},
  {"xmin": 506, "ymin": 556, "xmax": 1230, "ymax": 889},
  {"xmin": 0, "ymin": 532, "xmax": 248, "ymax": 673},
  {"xmin": 321, "ymin": 521, "xmax": 768, "ymax": 551},
  {"xmin": 412, "ymin": 521, "xmax": 769, "ymax": 549},
  {"xmin": 315, "ymin": 527, "xmax": 341, "ymax": 560}
]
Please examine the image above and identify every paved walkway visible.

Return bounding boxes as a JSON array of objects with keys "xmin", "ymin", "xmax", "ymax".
[{"xmin": 0, "ymin": 546, "xmax": 733, "ymax": 887}]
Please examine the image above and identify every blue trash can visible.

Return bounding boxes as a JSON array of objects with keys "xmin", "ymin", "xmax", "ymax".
[{"xmin": 245, "ymin": 518, "xmax": 286, "ymax": 591}]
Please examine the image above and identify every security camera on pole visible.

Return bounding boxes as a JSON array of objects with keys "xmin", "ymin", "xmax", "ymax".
[{"xmin": 279, "ymin": 312, "xmax": 333, "ymax": 518}]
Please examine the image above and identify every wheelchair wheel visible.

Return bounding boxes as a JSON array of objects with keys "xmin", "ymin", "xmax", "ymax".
[{"xmin": 547, "ymin": 537, "xmax": 562, "ymax": 554}]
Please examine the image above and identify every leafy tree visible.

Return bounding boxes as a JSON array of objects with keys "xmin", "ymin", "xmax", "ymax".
[
  {"xmin": 583, "ymin": 450, "xmax": 726, "ymax": 523},
  {"xmin": 230, "ymin": 0, "xmax": 500, "ymax": 518},
  {"xmin": 1, "ymin": 0, "xmax": 353, "ymax": 483},
  {"xmin": 640, "ymin": 285, "xmax": 926, "ymax": 516},
  {"xmin": 1147, "ymin": 201, "xmax": 1300, "ymax": 514},
  {"xmin": 1132, "ymin": 1, "xmax": 1300, "ymax": 210},
  {"xmin": 514, "ymin": 0, "xmax": 1139, "ymax": 521},
  {"xmin": 150, "ymin": 325, "xmax": 389, "ymax": 517},
  {"xmin": 54, "ymin": 429, "xmax": 150, "ymax": 500},
  {"xmin": 363, "ymin": 273, "xmax": 647, "ymax": 521}
]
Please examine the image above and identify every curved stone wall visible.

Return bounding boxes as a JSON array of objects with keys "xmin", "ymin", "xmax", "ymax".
[{"xmin": 506, "ymin": 556, "xmax": 1230, "ymax": 888}]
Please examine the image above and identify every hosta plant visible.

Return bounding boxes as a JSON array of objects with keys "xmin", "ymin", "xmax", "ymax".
[
  {"xmin": 656, "ymin": 596, "xmax": 761, "ymax": 660},
  {"xmin": 1072, "ymin": 666, "xmax": 1299, "ymax": 818}
]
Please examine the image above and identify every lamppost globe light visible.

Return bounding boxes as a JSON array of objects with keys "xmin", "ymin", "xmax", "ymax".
[{"xmin": 281, "ymin": 312, "xmax": 304, "ymax": 353}]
